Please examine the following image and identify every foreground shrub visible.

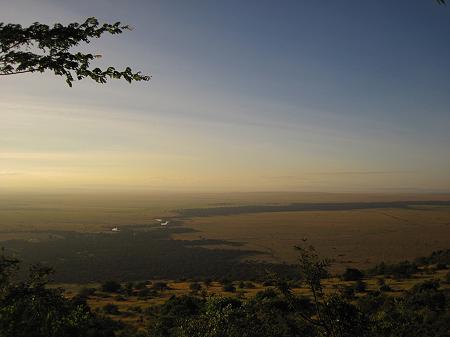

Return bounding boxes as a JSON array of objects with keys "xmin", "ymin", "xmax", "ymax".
[
  {"xmin": 342, "ymin": 268, "xmax": 364, "ymax": 281},
  {"xmin": 0, "ymin": 254, "xmax": 121, "ymax": 337},
  {"xmin": 101, "ymin": 280, "xmax": 122, "ymax": 293}
]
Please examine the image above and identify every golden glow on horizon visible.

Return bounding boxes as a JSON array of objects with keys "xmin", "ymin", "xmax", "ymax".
[{"xmin": 1, "ymin": 76, "xmax": 449, "ymax": 194}]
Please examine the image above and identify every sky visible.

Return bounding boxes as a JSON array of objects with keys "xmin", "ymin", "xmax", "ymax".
[{"xmin": 1, "ymin": 0, "xmax": 450, "ymax": 193}]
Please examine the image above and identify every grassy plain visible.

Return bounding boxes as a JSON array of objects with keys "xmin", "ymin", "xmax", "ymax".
[
  {"xmin": 175, "ymin": 207, "xmax": 450, "ymax": 271},
  {"xmin": 1, "ymin": 191, "xmax": 450, "ymax": 272}
]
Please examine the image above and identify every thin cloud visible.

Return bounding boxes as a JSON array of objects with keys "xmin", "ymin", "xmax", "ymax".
[
  {"xmin": 265, "ymin": 171, "xmax": 414, "ymax": 180},
  {"xmin": 310, "ymin": 170, "xmax": 414, "ymax": 176},
  {"xmin": 0, "ymin": 171, "xmax": 22, "ymax": 176}
]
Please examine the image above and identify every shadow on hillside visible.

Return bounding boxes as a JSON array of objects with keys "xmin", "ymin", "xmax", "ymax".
[{"xmin": 1, "ymin": 227, "xmax": 296, "ymax": 282}]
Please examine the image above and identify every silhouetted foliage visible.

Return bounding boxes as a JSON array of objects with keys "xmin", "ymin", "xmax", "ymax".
[
  {"xmin": 341, "ymin": 285, "xmax": 355, "ymax": 300},
  {"xmin": 415, "ymin": 249, "xmax": 450, "ymax": 267},
  {"xmin": 138, "ymin": 287, "xmax": 156, "ymax": 298},
  {"xmin": 0, "ymin": 252, "xmax": 120, "ymax": 337},
  {"xmin": 367, "ymin": 260, "xmax": 418, "ymax": 279},
  {"xmin": 2, "ymin": 244, "xmax": 450, "ymax": 337},
  {"xmin": 342, "ymin": 268, "xmax": 364, "ymax": 281},
  {"xmin": 0, "ymin": 17, "xmax": 150, "ymax": 86},
  {"xmin": 101, "ymin": 280, "xmax": 122, "ymax": 293},
  {"xmin": 202, "ymin": 278, "xmax": 212, "ymax": 288},
  {"xmin": 103, "ymin": 303, "xmax": 120, "ymax": 315},
  {"xmin": 152, "ymin": 282, "xmax": 170, "ymax": 291},
  {"xmin": 379, "ymin": 283, "xmax": 392, "ymax": 292},
  {"xmin": 222, "ymin": 282, "xmax": 236, "ymax": 293},
  {"xmin": 146, "ymin": 244, "xmax": 450, "ymax": 337},
  {"xmin": 189, "ymin": 282, "xmax": 202, "ymax": 293},
  {"xmin": 354, "ymin": 280, "xmax": 367, "ymax": 293}
]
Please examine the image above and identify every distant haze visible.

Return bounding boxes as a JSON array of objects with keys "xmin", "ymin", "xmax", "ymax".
[{"xmin": 1, "ymin": 1, "xmax": 450, "ymax": 193}]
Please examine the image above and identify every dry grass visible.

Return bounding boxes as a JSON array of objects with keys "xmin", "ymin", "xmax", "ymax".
[
  {"xmin": 1, "ymin": 192, "xmax": 449, "ymax": 271},
  {"xmin": 174, "ymin": 207, "xmax": 450, "ymax": 271}
]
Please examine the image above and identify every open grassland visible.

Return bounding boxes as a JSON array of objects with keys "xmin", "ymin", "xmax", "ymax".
[
  {"xmin": 1, "ymin": 191, "xmax": 449, "ymax": 234},
  {"xmin": 0, "ymin": 193, "xmax": 189, "ymax": 237},
  {"xmin": 1, "ymin": 192, "xmax": 450, "ymax": 274},
  {"xmin": 175, "ymin": 206, "xmax": 450, "ymax": 271}
]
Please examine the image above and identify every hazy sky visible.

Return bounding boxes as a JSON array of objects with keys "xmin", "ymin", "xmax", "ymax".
[{"xmin": 1, "ymin": 0, "xmax": 450, "ymax": 193}]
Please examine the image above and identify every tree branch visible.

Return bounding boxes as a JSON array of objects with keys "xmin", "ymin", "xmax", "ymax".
[{"xmin": 0, "ymin": 70, "xmax": 36, "ymax": 75}]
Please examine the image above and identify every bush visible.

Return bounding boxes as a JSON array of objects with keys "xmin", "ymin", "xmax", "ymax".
[
  {"xmin": 137, "ymin": 287, "xmax": 154, "ymax": 298},
  {"xmin": 135, "ymin": 281, "xmax": 149, "ymax": 290},
  {"xmin": 262, "ymin": 280, "xmax": 274, "ymax": 286},
  {"xmin": 189, "ymin": 282, "xmax": 202, "ymax": 292},
  {"xmin": 342, "ymin": 285, "xmax": 355, "ymax": 299},
  {"xmin": 222, "ymin": 282, "xmax": 236, "ymax": 293},
  {"xmin": 435, "ymin": 262, "xmax": 447, "ymax": 270},
  {"xmin": 124, "ymin": 281, "xmax": 134, "ymax": 295},
  {"xmin": 379, "ymin": 284, "xmax": 391, "ymax": 292},
  {"xmin": 238, "ymin": 281, "xmax": 256, "ymax": 289},
  {"xmin": 129, "ymin": 306, "xmax": 142, "ymax": 313},
  {"xmin": 103, "ymin": 303, "xmax": 120, "ymax": 315},
  {"xmin": 354, "ymin": 280, "xmax": 367, "ymax": 292},
  {"xmin": 77, "ymin": 287, "xmax": 96, "ymax": 297},
  {"xmin": 114, "ymin": 295, "xmax": 127, "ymax": 301},
  {"xmin": 245, "ymin": 281, "xmax": 256, "ymax": 288},
  {"xmin": 220, "ymin": 278, "xmax": 231, "ymax": 285},
  {"xmin": 288, "ymin": 280, "xmax": 301, "ymax": 288},
  {"xmin": 342, "ymin": 268, "xmax": 364, "ymax": 281},
  {"xmin": 101, "ymin": 280, "xmax": 122, "ymax": 293},
  {"xmin": 152, "ymin": 281, "xmax": 170, "ymax": 291},
  {"xmin": 406, "ymin": 280, "xmax": 446, "ymax": 312},
  {"xmin": 368, "ymin": 261, "xmax": 418, "ymax": 279}
]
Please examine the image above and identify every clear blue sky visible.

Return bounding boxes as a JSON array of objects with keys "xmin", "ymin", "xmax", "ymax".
[{"xmin": 1, "ymin": 0, "xmax": 450, "ymax": 192}]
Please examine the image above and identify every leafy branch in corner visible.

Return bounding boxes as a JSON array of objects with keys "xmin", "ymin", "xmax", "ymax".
[{"xmin": 0, "ymin": 17, "xmax": 151, "ymax": 86}]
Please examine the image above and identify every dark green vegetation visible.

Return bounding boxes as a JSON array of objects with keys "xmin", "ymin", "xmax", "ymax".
[
  {"xmin": 0, "ymin": 253, "xmax": 122, "ymax": 337},
  {"xmin": 342, "ymin": 268, "xmax": 364, "ymax": 281},
  {"xmin": 148, "ymin": 282, "xmax": 450, "ymax": 337},
  {"xmin": 1, "ymin": 246, "xmax": 449, "ymax": 337},
  {"xmin": 0, "ymin": 17, "xmax": 150, "ymax": 86},
  {"xmin": 178, "ymin": 246, "xmax": 449, "ymax": 337},
  {"xmin": 177, "ymin": 200, "xmax": 450, "ymax": 218},
  {"xmin": 1, "ymin": 228, "xmax": 296, "ymax": 282}
]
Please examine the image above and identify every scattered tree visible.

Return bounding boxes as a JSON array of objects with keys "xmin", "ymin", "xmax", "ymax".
[
  {"xmin": 101, "ymin": 280, "xmax": 122, "ymax": 293},
  {"xmin": 189, "ymin": 282, "xmax": 202, "ymax": 293},
  {"xmin": 203, "ymin": 278, "xmax": 212, "ymax": 288},
  {"xmin": 152, "ymin": 281, "xmax": 170, "ymax": 291},
  {"xmin": 103, "ymin": 303, "xmax": 120, "ymax": 315},
  {"xmin": 342, "ymin": 267, "xmax": 364, "ymax": 281},
  {"xmin": 222, "ymin": 282, "xmax": 236, "ymax": 293},
  {"xmin": 354, "ymin": 280, "xmax": 367, "ymax": 293}
]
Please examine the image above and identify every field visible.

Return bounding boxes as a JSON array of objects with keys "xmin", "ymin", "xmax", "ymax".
[
  {"xmin": 1, "ymin": 192, "xmax": 450, "ymax": 280},
  {"xmin": 175, "ymin": 206, "xmax": 450, "ymax": 271}
]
